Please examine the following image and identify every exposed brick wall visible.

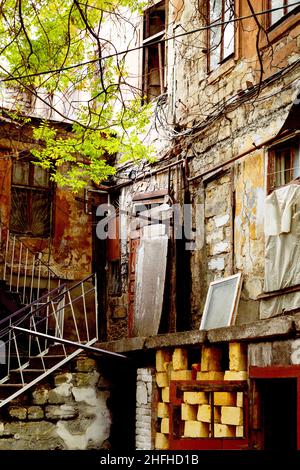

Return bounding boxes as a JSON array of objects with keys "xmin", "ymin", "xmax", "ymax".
[{"xmin": 135, "ymin": 367, "xmax": 155, "ymax": 450}]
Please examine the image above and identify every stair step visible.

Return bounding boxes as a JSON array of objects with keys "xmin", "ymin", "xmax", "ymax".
[
  {"xmin": 29, "ymin": 355, "xmax": 69, "ymax": 369},
  {"xmin": 9, "ymin": 369, "xmax": 49, "ymax": 384},
  {"xmin": 47, "ymin": 344, "xmax": 76, "ymax": 354},
  {"xmin": 0, "ymin": 383, "xmax": 28, "ymax": 399}
]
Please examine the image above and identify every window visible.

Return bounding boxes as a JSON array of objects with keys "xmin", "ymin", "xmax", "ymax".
[
  {"xmin": 10, "ymin": 159, "xmax": 52, "ymax": 237},
  {"xmin": 142, "ymin": 1, "xmax": 166, "ymax": 102},
  {"xmin": 268, "ymin": 138, "xmax": 300, "ymax": 192},
  {"xmin": 206, "ymin": 0, "xmax": 235, "ymax": 71},
  {"xmin": 268, "ymin": 0, "xmax": 300, "ymax": 27}
]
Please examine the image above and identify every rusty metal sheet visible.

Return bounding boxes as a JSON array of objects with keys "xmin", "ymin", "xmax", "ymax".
[{"xmin": 133, "ymin": 224, "xmax": 168, "ymax": 337}]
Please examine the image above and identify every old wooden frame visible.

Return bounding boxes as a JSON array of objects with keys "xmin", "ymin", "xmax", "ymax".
[
  {"xmin": 206, "ymin": 0, "xmax": 235, "ymax": 72},
  {"xmin": 200, "ymin": 272, "xmax": 242, "ymax": 330},
  {"xmin": 267, "ymin": 137, "xmax": 300, "ymax": 193},
  {"xmin": 142, "ymin": 0, "xmax": 166, "ymax": 102},
  {"xmin": 10, "ymin": 157, "xmax": 52, "ymax": 237}
]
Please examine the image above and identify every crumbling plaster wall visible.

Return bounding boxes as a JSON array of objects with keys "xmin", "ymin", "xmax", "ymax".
[
  {"xmin": 109, "ymin": 1, "xmax": 300, "ymax": 334},
  {"xmin": 0, "ymin": 356, "xmax": 111, "ymax": 450},
  {"xmin": 167, "ymin": 0, "xmax": 300, "ymax": 129},
  {"xmin": 0, "ymin": 122, "xmax": 92, "ymax": 282}
]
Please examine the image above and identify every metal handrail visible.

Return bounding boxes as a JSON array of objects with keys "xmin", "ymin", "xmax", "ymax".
[
  {"xmin": 0, "ymin": 284, "xmax": 66, "ymax": 328},
  {"xmin": 0, "ymin": 220, "xmax": 59, "ymax": 279},
  {"xmin": 0, "ymin": 221, "xmax": 62, "ymax": 305},
  {"xmin": 0, "ymin": 273, "xmax": 98, "ymax": 392}
]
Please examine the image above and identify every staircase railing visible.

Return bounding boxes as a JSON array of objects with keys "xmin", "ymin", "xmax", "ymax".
[
  {"xmin": 0, "ymin": 221, "xmax": 61, "ymax": 305},
  {"xmin": 0, "ymin": 273, "xmax": 98, "ymax": 406}
]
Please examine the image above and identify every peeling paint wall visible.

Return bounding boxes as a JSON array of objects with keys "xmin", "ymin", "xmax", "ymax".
[
  {"xmin": 0, "ymin": 356, "xmax": 111, "ymax": 450},
  {"xmin": 205, "ymin": 173, "xmax": 233, "ymax": 284},
  {"xmin": 103, "ymin": 1, "xmax": 300, "ymax": 337},
  {"xmin": 0, "ymin": 121, "xmax": 92, "ymax": 282},
  {"xmin": 235, "ymin": 153, "xmax": 265, "ymax": 299}
]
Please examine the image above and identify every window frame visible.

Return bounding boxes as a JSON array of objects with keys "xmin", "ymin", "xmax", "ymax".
[
  {"xmin": 267, "ymin": 0, "xmax": 300, "ymax": 30},
  {"xmin": 267, "ymin": 137, "xmax": 300, "ymax": 194},
  {"xmin": 206, "ymin": 0, "xmax": 236, "ymax": 73},
  {"xmin": 142, "ymin": 0, "xmax": 167, "ymax": 102},
  {"xmin": 10, "ymin": 157, "xmax": 53, "ymax": 238}
]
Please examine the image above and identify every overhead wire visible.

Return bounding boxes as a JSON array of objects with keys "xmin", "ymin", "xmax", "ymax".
[{"xmin": 0, "ymin": 1, "xmax": 299, "ymax": 83}]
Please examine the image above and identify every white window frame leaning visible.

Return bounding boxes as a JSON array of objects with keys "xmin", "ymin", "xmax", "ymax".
[{"xmin": 200, "ymin": 272, "xmax": 243, "ymax": 330}]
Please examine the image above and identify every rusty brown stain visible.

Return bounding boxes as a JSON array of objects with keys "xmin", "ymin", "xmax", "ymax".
[{"xmin": 172, "ymin": 0, "xmax": 184, "ymax": 22}]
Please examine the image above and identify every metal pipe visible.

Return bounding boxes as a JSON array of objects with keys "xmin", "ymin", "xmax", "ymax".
[
  {"xmin": 187, "ymin": 130, "xmax": 296, "ymax": 183},
  {"xmin": 9, "ymin": 235, "xmax": 15, "ymax": 291}
]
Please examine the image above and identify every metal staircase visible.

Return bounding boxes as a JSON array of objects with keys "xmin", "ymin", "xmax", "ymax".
[
  {"xmin": 0, "ymin": 273, "xmax": 99, "ymax": 407},
  {"xmin": 0, "ymin": 221, "xmax": 61, "ymax": 316},
  {"xmin": 0, "ymin": 222, "xmax": 128, "ymax": 407},
  {"xmin": 0, "ymin": 222, "xmax": 109, "ymax": 407}
]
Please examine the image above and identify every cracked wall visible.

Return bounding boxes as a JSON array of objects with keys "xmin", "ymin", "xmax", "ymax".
[
  {"xmin": 0, "ymin": 121, "xmax": 92, "ymax": 282},
  {"xmin": 0, "ymin": 356, "xmax": 111, "ymax": 450}
]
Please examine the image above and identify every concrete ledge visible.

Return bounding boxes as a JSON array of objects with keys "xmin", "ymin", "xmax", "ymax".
[
  {"xmin": 95, "ymin": 336, "xmax": 147, "ymax": 353},
  {"xmin": 145, "ymin": 330, "xmax": 207, "ymax": 349},
  {"xmin": 95, "ymin": 315, "xmax": 298, "ymax": 354},
  {"xmin": 207, "ymin": 316, "xmax": 295, "ymax": 343}
]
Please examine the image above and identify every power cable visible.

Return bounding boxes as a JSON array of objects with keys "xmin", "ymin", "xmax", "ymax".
[{"xmin": 1, "ymin": 1, "xmax": 299, "ymax": 83}]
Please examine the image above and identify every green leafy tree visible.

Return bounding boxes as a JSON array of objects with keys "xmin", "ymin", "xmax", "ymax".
[{"xmin": 0, "ymin": 0, "xmax": 153, "ymax": 191}]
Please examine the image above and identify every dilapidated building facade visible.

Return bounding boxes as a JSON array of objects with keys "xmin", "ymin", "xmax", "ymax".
[
  {"xmin": 0, "ymin": 0, "xmax": 300, "ymax": 452},
  {"xmin": 97, "ymin": 0, "xmax": 300, "ymax": 451}
]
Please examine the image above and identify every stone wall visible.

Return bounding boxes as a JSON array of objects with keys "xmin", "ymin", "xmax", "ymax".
[
  {"xmin": 0, "ymin": 355, "xmax": 112, "ymax": 450},
  {"xmin": 205, "ymin": 173, "xmax": 233, "ymax": 284},
  {"xmin": 135, "ymin": 367, "xmax": 155, "ymax": 450}
]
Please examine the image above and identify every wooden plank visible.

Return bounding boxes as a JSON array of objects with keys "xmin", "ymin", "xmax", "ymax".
[
  {"xmin": 132, "ymin": 189, "xmax": 168, "ymax": 201},
  {"xmin": 256, "ymin": 282, "xmax": 300, "ymax": 300},
  {"xmin": 250, "ymin": 365, "xmax": 300, "ymax": 379}
]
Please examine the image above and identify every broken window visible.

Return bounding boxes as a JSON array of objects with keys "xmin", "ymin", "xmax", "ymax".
[
  {"xmin": 206, "ymin": 0, "xmax": 235, "ymax": 71},
  {"xmin": 268, "ymin": 137, "xmax": 300, "ymax": 192},
  {"xmin": 269, "ymin": 0, "xmax": 300, "ymax": 27},
  {"xmin": 142, "ymin": 1, "xmax": 166, "ymax": 102},
  {"xmin": 10, "ymin": 159, "xmax": 52, "ymax": 237}
]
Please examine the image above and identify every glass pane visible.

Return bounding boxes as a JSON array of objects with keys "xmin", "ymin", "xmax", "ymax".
[
  {"xmin": 10, "ymin": 187, "xmax": 29, "ymax": 233},
  {"xmin": 12, "ymin": 160, "xmax": 29, "ymax": 185},
  {"xmin": 33, "ymin": 165, "xmax": 50, "ymax": 187},
  {"xmin": 31, "ymin": 190, "xmax": 51, "ymax": 236},
  {"xmin": 271, "ymin": 0, "xmax": 284, "ymax": 25},
  {"xmin": 293, "ymin": 142, "xmax": 300, "ymax": 178},
  {"xmin": 223, "ymin": 1, "xmax": 234, "ymax": 59},
  {"xmin": 210, "ymin": 26, "xmax": 222, "ymax": 70},
  {"xmin": 149, "ymin": 2, "xmax": 165, "ymax": 37},
  {"xmin": 287, "ymin": 0, "xmax": 299, "ymax": 13},
  {"xmin": 201, "ymin": 276, "xmax": 240, "ymax": 330},
  {"xmin": 210, "ymin": 0, "xmax": 222, "ymax": 23},
  {"xmin": 275, "ymin": 154, "xmax": 285, "ymax": 187}
]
